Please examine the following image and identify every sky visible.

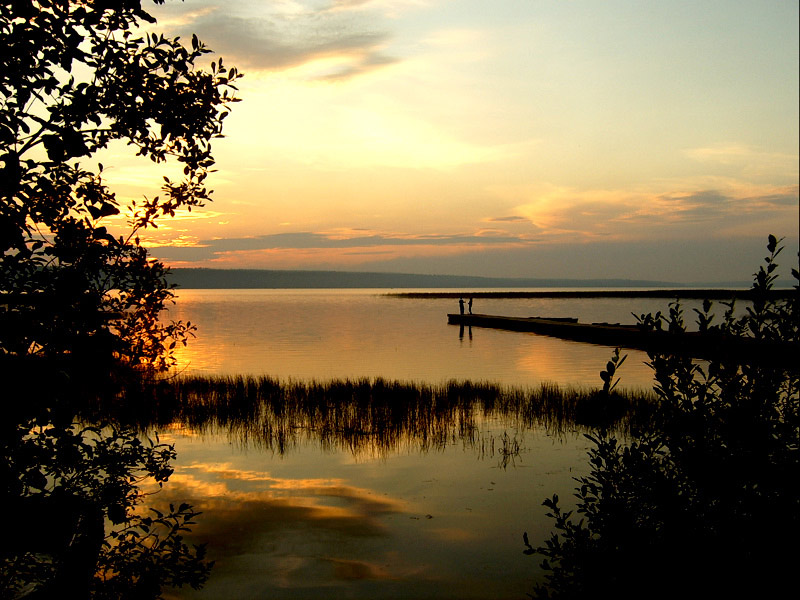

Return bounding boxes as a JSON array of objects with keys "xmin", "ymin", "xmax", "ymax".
[{"xmin": 101, "ymin": 0, "xmax": 798, "ymax": 282}]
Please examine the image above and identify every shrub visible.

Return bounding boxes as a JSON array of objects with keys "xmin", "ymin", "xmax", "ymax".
[{"xmin": 530, "ymin": 236, "xmax": 799, "ymax": 598}]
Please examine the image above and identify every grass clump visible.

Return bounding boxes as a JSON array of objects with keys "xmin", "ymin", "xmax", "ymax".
[{"xmin": 105, "ymin": 375, "xmax": 655, "ymax": 458}]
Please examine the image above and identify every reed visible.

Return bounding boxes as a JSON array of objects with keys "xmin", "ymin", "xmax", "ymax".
[{"xmin": 101, "ymin": 375, "xmax": 657, "ymax": 458}]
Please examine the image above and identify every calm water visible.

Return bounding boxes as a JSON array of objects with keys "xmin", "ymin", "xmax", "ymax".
[
  {"xmin": 164, "ymin": 288, "xmax": 689, "ymax": 388},
  {"xmin": 158, "ymin": 289, "xmax": 698, "ymax": 599}
]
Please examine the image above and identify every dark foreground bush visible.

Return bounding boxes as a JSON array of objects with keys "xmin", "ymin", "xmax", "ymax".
[{"xmin": 530, "ymin": 236, "xmax": 799, "ymax": 599}]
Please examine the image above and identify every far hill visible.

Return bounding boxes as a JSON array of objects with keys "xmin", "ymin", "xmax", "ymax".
[{"xmin": 167, "ymin": 268, "xmax": 687, "ymax": 289}]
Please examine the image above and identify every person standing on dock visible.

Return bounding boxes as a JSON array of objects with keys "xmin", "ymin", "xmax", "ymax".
[
  {"xmin": 468, "ymin": 298, "xmax": 473, "ymax": 314},
  {"xmin": 459, "ymin": 297, "xmax": 465, "ymax": 315}
]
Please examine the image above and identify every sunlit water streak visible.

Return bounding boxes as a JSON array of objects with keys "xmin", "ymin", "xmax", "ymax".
[
  {"xmin": 164, "ymin": 288, "xmax": 706, "ymax": 389},
  {"xmin": 156, "ymin": 289, "xmax": 703, "ymax": 599}
]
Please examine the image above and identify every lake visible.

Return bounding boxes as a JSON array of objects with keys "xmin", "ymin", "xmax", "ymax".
[
  {"xmin": 164, "ymin": 288, "xmax": 688, "ymax": 388},
  {"xmin": 157, "ymin": 289, "xmax": 699, "ymax": 599}
]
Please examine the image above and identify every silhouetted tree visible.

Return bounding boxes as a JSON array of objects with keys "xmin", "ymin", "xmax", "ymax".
[
  {"xmin": 1, "ymin": 2, "xmax": 239, "ymax": 596},
  {"xmin": 1, "ymin": 0, "xmax": 240, "ymax": 371},
  {"xmin": 530, "ymin": 236, "xmax": 799, "ymax": 598},
  {"xmin": 1, "ymin": 411, "xmax": 213, "ymax": 599}
]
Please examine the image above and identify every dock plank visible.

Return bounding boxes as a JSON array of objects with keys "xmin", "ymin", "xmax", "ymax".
[{"xmin": 447, "ymin": 313, "xmax": 799, "ymax": 367}]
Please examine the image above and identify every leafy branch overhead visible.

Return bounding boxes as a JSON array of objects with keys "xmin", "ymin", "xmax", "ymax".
[
  {"xmin": 1, "ymin": 2, "xmax": 237, "ymax": 597},
  {"xmin": 0, "ymin": 0, "xmax": 241, "ymax": 370}
]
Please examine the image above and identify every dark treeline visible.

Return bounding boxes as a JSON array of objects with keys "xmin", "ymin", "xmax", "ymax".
[{"xmin": 92, "ymin": 376, "xmax": 656, "ymax": 457}]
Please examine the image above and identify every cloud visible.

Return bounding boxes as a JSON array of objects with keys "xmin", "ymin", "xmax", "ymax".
[
  {"xmin": 146, "ymin": 226, "xmax": 799, "ymax": 282},
  {"xmin": 197, "ymin": 15, "xmax": 391, "ymax": 72},
  {"xmin": 325, "ymin": 0, "xmax": 431, "ymax": 17},
  {"xmin": 486, "ymin": 216, "xmax": 529, "ymax": 223},
  {"xmin": 684, "ymin": 144, "xmax": 799, "ymax": 179},
  {"xmin": 147, "ymin": 180, "xmax": 799, "ymax": 270},
  {"xmin": 498, "ymin": 183, "xmax": 799, "ymax": 241},
  {"xmin": 646, "ymin": 187, "xmax": 800, "ymax": 226},
  {"xmin": 328, "ymin": 0, "xmax": 375, "ymax": 11},
  {"xmin": 138, "ymin": 176, "xmax": 797, "ymax": 272},
  {"xmin": 146, "ymin": 228, "xmax": 550, "ymax": 270},
  {"xmin": 318, "ymin": 52, "xmax": 399, "ymax": 81},
  {"xmin": 148, "ymin": 230, "xmax": 542, "ymax": 263},
  {"xmin": 654, "ymin": 190, "xmax": 733, "ymax": 223},
  {"xmin": 684, "ymin": 144, "xmax": 754, "ymax": 164},
  {"xmin": 152, "ymin": 1, "xmax": 400, "ymax": 79},
  {"xmin": 350, "ymin": 236, "xmax": 800, "ymax": 283}
]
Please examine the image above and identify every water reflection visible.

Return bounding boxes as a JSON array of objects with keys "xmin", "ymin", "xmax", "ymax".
[
  {"xmin": 165, "ymin": 290, "xmax": 663, "ymax": 388},
  {"xmin": 159, "ymin": 467, "xmax": 406, "ymax": 554},
  {"xmin": 155, "ymin": 425, "xmax": 591, "ymax": 600},
  {"xmin": 113, "ymin": 376, "xmax": 652, "ymax": 457},
  {"xmin": 106, "ymin": 376, "xmax": 651, "ymax": 599},
  {"xmin": 154, "ymin": 462, "xmax": 461, "ymax": 598},
  {"xmin": 0, "ymin": 364, "xmax": 212, "ymax": 599}
]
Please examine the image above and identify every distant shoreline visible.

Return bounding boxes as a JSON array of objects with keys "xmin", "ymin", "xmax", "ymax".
[
  {"xmin": 165, "ymin": 268, "xmax": 684, "ymax": 290},
  {"xmin": 386, "ymin": 289, "xmax": 794, "ymax": 299},
  {"xmin": 167, "ymin": 267, "xmax": 765, "ymax": 291}
]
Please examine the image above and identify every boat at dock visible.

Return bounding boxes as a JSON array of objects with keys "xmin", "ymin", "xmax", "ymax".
[{"xmin": 447, "ymin": 313, "xmax": 799, "ymax": 367}]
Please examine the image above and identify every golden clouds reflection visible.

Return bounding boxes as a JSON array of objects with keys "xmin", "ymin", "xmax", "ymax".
[
  {"xmin": 321, "ymin": 557, "xmax": 396, "ymax": 582},
  {"xmin": 148, "ymin": 462, "xmax": 414, "ymax": 589},
  {"xmin": 168, "ymin": 463, "xmax": 408, "ymax": 516}
]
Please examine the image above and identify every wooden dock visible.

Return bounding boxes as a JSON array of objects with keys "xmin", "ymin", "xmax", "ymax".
[{"xmin": 447, "ymin": 313, "xmax": 799, "ymax": 366}]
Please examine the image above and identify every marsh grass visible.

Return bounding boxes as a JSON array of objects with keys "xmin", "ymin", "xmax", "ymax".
[{"xmin": 96, "ymin": 376, "xmax": 657, "ymax": 458}]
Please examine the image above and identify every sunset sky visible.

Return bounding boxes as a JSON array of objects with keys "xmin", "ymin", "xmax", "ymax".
[{"xmin": 103, "ymin": 0, "xmax": 798, "ymax": 282}]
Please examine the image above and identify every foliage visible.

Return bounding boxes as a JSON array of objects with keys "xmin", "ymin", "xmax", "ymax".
[
  {"xmin": 0, "ymin": 0, "xmax": 240, "ymax": 371},
  {"xmin": 530, "ymin": 236, "xmax": 800, "ymax": 598},
  {"xmin": 95, "ymin": 501, "xmax": 210, "ymax": 599},
  {"xmin": 0, "ymin": 407, "xmax": 213, "ymax": 599},
  {"xmin": 1, "ymin": 2, "xmax": 236, "ymax": 596},
  {"xmin": 599, "ymin": 347, "xmax": 626, "ymax": 395}
]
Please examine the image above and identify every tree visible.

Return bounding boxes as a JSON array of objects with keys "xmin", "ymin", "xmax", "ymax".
[
  {"xmin": 1, "ymin": 0, "xmax": 241, "ymax": 371},
  {"xmin": 1, "ymin": 2, "xmax": 239, "ymax": 596},
  {"xmin": 1, "ymin": 414, "xmax": 214, "ymax": 599},
  {"xmin": 530, "ymin": 236, "xmax": 799, "ymax": 598}
]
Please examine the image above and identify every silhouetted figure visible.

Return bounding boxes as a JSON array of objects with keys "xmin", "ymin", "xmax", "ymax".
[
  {"xmin": 468, "ymin": 298, "xmax": 473, "ymax": 314},
  {"xmin": 459, "ymin": 297, "xmax": 465, "ymax": 315}
]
